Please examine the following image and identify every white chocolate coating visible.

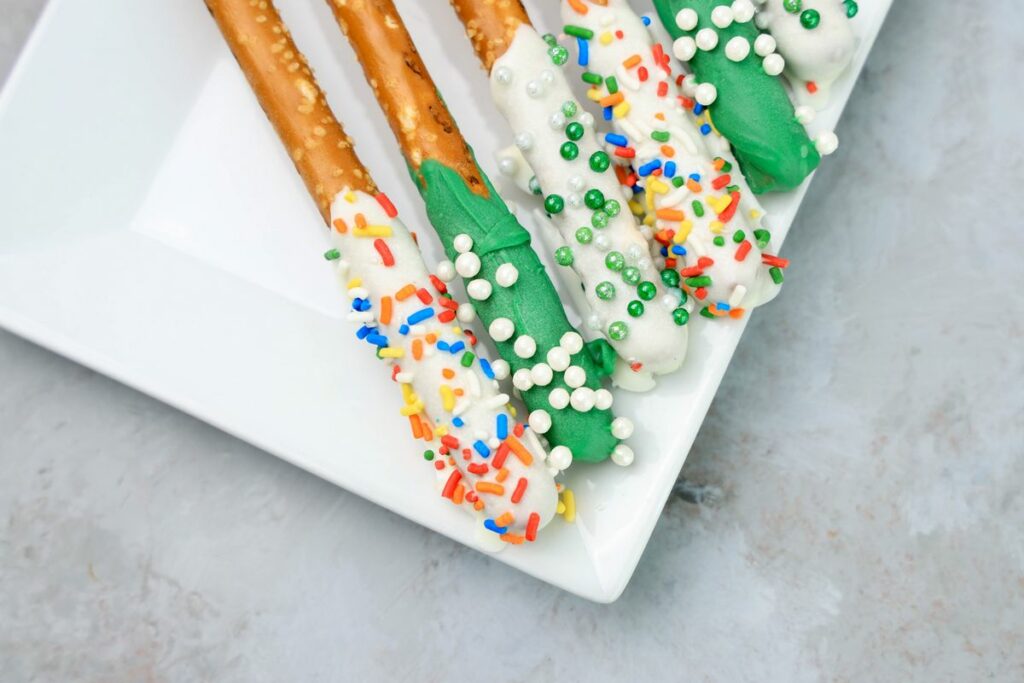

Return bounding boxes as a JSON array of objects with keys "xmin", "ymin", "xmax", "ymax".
[{"xmin": 329, "ymin": 189, "xmax": 557, "ymax": 541}]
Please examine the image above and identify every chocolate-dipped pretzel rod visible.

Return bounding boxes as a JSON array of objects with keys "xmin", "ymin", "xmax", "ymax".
[
  {"xmin": 205, "ymin": 0, "xmax": 559, "ymax": 542},
  {"xmin": 325, "ymin": 0, "xmax": 635, "ymax": 465},
  {"xmin": 449, "ymin": 2, "xmax": 691, "ymax": 389}
]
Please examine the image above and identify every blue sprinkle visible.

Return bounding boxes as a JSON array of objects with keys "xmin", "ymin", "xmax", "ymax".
[
  {"xmin": 407, "ymin": 307, "xmax": 435, "ymax": 325},
  {"xmin": 689, "ymin": 173, "xmax": 701, "ymax": 181},
  {"xmin": 436, "ymin": 340, "xmax": 450, "ymax": 352},
  {"xmin": 480, "ymin": 358, "xmax": 494, "ymax": 379},
  {"xmin": 448, "ymin": 341, "xmax": 465, "ymax": 355},
  {"xmin": 360, "ymin": 299, "xmax": 373, "ymax": 312},
  {"xmin": 605, "ymin": 133, "xmax": 629, "ymax": 147},
  {"xmin": 642, "ymin": 14, "xmax": 652, "ymax": 26},
  {"xmin": 671, "ymin": 245, "xmax": 688, "ymax": 256},
  {"xmin": 473, "ymin": 440, "xmax": 491, "ymax": 457},
  {"xmin": 366, "ymin": 333, "xmax": 389, "ymax": 347},
  {"xmin": 452, "ymin": 417, "xmax": 465, "ymax": 428},
  {"xmin": 717, "ymin": 302, "xmax": 731, "ymax": 312},
  {"xmin": 351, "ymin": 297, "xmax": 364, "ymax": 311},
  {"xmin": 577, "ymin": 37, "xmax": 589, "ymax": 66},
  {"xmin": 693, "ymin": 103, "xmax": 705, "ymax": 115},
  {"xmin": 356, "ymin": 325, "xmax": 374, "ymax": 340},
  {"xmin": 483, "ymin": 519, "xmax": 508, "ymax": 534},
  {"xmin": 664, "ymin": 161, "xmax": 677, "ymax": 178},
  {"xmin": 497, "ymin": 414, "xmax": 508, "ymax": 440},
  {"xmin": 659, "ymin": 246, "xmax": 668, "ymax": 257},
  {"xmin": 603, "ymin": 106, "xmax": 613, "ymax": 121},
  {"xmin": 637, "ymin": 159, "xmax": 662, "ymax": 177},
  {"xmin": 700, "ymin": 123, "xmax": 712, "ymax": 136},
  {"xmin": 399, "ymin": 324, "xmax": 410, "ymax": 335}
]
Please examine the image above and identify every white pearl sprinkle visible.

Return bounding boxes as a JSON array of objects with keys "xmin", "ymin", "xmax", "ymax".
[
  {"xmin": 570, "ymin": 387, "xmax": 595, "ymax": 412},
  {"xmin": 488, "ymin": 317, "xmax": 515, "ymax": 342},
  {"xmin": 548, "ymin": 445, "xmax": 573, "ymax": 471},
  {"xmin": 725, "ymin": 36, "xmax": 750, "ymax": 62},
  {"xmin": 497, "ymin": 156, "xmax": 517, "ymax": 177},
  {"xmin": 546, "ymin": 346, "xmax": 571, "ymax": 372},
  {"xmin": 530, "ymin": 363, "xmax": 554, "ymax": 387},
  {"xmin": 711, "ymin": 5, "xmax": 733, "ymax": 28},
  {"xmin": 513, "ymin": 335, "xmax": 537, "ymax": 359},
  {"xmin": 675, "ymin": 8, "xmax": 698, "ymax": 30},
  {"xmin": 528, "ymin": 409, "xmax": 552, "ymax": 435},
  {"xmin": 456, "ymin": 302, "xmax": 476, "ymax": 323},
  {"xmin": 594, "ymin": 388, "xmax": 614, "ymax": 410},
  {"xmin": 695, "ymin": 82, "xmax": 718, "ymax": 106},
  {"xmin": 490, "ymin": 359, "xmax": 510, "ymax": 380},
  {"xmin": 453, "ymin": 234, "xmax": 473, "ymax": 254},
  {"xmin": 455, "ymin": 252, "xmax": 481, "ymax": 278},
  {"xmin": 549, "ymin": 112, "xmax": 566, "ymax": 130},
  {"xmin": 611, "ymin": 444, "xmax": 635, "ymax": 467},
  {"xmin": 593, "ymin": 234, "xmax": 610, "ymax": 252},
  {"xmin": 560, "ymin": 332, "xmax": 584, "ymax": 354},
  {"xmin": 564, "ymin": 366, "xmax": 587, "ymax": 389},
  {"xmin": 753, "ymin": 33, "xmax": 776, "ymax": 58},
  {"xmin": 763, "ymin": 53, "xmax": 785, "ymax": 76},
  {"xmin": 467, "ymin": 278, "xmax": 492, "ymax": 301},
  {"xmin": 587, "ymin": 313, "xmax": 603, "ymax": 331},
  {"xmin": 512, "ymin": 368, "xmax": 534, "ymax": 392},
  {"xmin": 815, "ymin": 131, "xmax": 839, "ymax": 156},
  {"xmin": 495, "ymin": 263, "xmax": 519, "ymax": 287},
  {"xmin": 567, "ymin": 193, "xmax": 583, "ymax": 210},
  {"xmin": 695, "ymin": 28, "xmax": 719, "ymax": 51},
  {"xmin": 548, "ymin": 387, "xmax": 570, "ymax": 410},
  {"xmin": 731, "ymin": 0, "xmax": 755, "ymax": 23},
  {"xmin": 611, "ymin": 417, "xmax": 635, "ymax": 440},
  {"xmin": 515, "ymin": 132, "xmax": 533, "ymax": 151},
  {"xmin": 579, "ymin": 112, "xmax": 595, "ymax": 128},
  {"xmin": 673, "ymin": 36, "xmax": 697, "ymax": 62},
  {"xmin": 795, "ymin": 105, "xmax": 816, "ymax": 125},
  {"xmin": 494, "ymin": 66, "xmax": 513, "ymax": 85},
  {"xmin": 526, "ymin": 80, "xmax": 544, "ymax": 98},
  {"xmin": 540, "ymin": 69, "xmax": 555, "ymax": 84},
  {"xmin": 436, "ymin": 260, "xmax": 456, "ymax": 282}
]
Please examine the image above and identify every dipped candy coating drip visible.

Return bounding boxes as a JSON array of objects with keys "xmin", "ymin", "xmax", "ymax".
[
  {"xmin": 562, "ymin": 0, "xmax": 785, "ymax": 317},
  {"xmin": 652, "ymin": 0, "xmax": 820, "ymax": 193},
  {"xmin": 327, "ymin": 0, "xmax": 628, "ymax": 463},
  {"xmin": 449, "ymin": 0, "xmax": 530, "ymax": 72}
]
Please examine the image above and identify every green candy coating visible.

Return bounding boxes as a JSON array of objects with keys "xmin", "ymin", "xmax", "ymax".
[
  {"xmin": 544, "ymin": 194, "xmax": 565, "ymax": 214},
  {"xmin": 605, "ymin": 251, "xmax": 625, "ymax": 271},
  {"xmin": 589, "ymin": 151, "xmax": 611, "ymax": 172},
  {"xmin": 565, "ymin": 122, "xmax": 585, "ymax": 141}
]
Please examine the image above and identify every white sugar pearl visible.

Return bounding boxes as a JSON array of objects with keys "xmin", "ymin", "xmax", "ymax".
[
  {"xmin": 795, "ymin": 105, "xmax": 816, "ymax": 125},
  {"xmin": 564, "ymin": 366, "xmax": 587, "ymax": 389},
  {"xmin": 526, "ymin": 80, "xmax": 545, "ymax": 98},
  {"xmin": 662, "ymin": 294, "xmax": 679, "ymax": 310},
  {"xmin": 568, "ymin": 174, "xmax": 585, "ymax": 192},
  {"xmin": 560, "ymin": 331, "xmax": 584, "ymax": 354},
  {"xmin": 530, "ymin": 363, "xmax": 554, "ymax": 387},
  {"xmin": 540, "ymin": 69, "xmax": 555, "ymax": 84},
  {"xmin": 673, "ymin": 36, "xmax": 697, "ymax": 62},
  {"xmin": 457, "ymin": 302, "xmax": 476, "ymax": 323},
  {"xmin": 681, "ymin": 76, "xmax": 698, "ymax": 97},
  {"xmin": 815, "ymin": 131, "xmax": 839, "ymax": 156},
  {"xmin": 567, "ymin": 193, "xmax": 584, "ymax": 209},
  {"xmin": 627, "ymin": 244, "xmax": 644, "ymax": 261},
  {"xmin": 711, "ymin": 5, "xmax": 733, "ymax": 28},
  {"xmin": 755, "ymin": 11, "xmax": 770, "ymax": 30},
  {"xmin": 754, "ymin": 33, "xmax": 776, "ymax": 57},
  {"xmin": 494, "ymin": 66, "xmax": 513, "ymax": 85},
  {"xmin": 548, "ymin": 387, "xmax": 570, "ymax": 410},
  {"xmin": 497, "ymin": 156, "xmax": 517, "ymax": 177},
  {"xmin": 549, "ymin": 112, "xmax": 566, "ymax": 130},
  {"xmin": 548, "ymin": 445, "xmax": 573, "ymax": 471},
  {"xmin": 675, "ymin": 8, "xmax": 699, "ymax": 30},
  {"xmin": 611, "ymin": 417, "xmax": 635, "ymax": 440},
  {"xmin": 513, "ymin": 335, "xmax": 537, "ymax": 359},
  {"xmin": 453, "ymin": 234, "xmax": 473, "ymax": 254},
  {"xmin": 611, "ymin": 444, "xmax": 635, "ymax": 467},
  {"xmin": 455, "ymin": 252, "xmax": 481, "ymax": 278},
  {"xmin": 495, "ymin": 263, "xmax": 519, "ymax": 287},
  {"xmin": 695, "ymin": 28, "xmax": 719, "ymax": 51},
  {"xmin": 490, "ymin": 359, "xmax": 510, "ymax": 380},
  {"xmin": 731, "ymin": 0, "xmax": 755, "ymax": 23},
  {"xmin": 695, "ymin": 82, "xmax": 718, "ymax": 106},
  {"xmin": 515, "ymin": 132, "xmax": 534, "ymax": 151},
  {"xmin": 489, "ymin": 317, "xmax": 515, "ymax": 342},
  {"xmin": 436, "ymin": 260, "xmax": 456, "ymax": 282},
  {"xmin": 528, "ymin": 409, "xmax": 552, "ymax": 434},
  {"xmin": 467, "ymin": 278, "xmax": 492, "ymax": 300},
  {"xmin": 570, "ymin": 387, "xmax": 595, "ymax": 412},
  {"xmin": 587, "ymin": 313, "xmax": 603, "ymax": 330},
  {"xmin": 763, "ymin": 53, "xmax": 785, "ymax": 76},
  {"xmin": 546, "ymin": 346, "xmax": 571, "ymax": 372},
  {"xmin": 579, "ymin": 112, "xmax": 595, "ymax": 128},
  {"xmin": 594, "ymin": 388, "xmax": 614, "ymax": 410},
  {"xmin": 593, "ymin": 234, "xmax": 610, "ymax": 252},
  {"xmin": 512, "ymin": 368, "xmax": 534, "ymax": 391},
  {"xmin": 725, "ymin": 36, "xmax": 750, "ymax": 62}
]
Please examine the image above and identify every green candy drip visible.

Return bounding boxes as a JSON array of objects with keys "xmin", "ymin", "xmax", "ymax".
[
  {"xmin": 653, "ymin": 0, "xmax": 821, "ymax": 193},
  {"xmin": 415, "ymin": 159, "xmax": 619, "ymax": 462}
]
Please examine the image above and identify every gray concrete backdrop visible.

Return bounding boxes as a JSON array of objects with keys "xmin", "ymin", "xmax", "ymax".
[{"xmin": 2, "ymin": 0, "xmax": 1023, "ymax": 681}]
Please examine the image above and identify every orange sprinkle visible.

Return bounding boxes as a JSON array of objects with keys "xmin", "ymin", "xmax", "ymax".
[
  {"xmin": 511, "ymin": 477, "xmax": 528, "ymax": 504},
  {"xmin": 425, "ymin": 333, "xmax": 438, "ymax": 344},
  {"xmin": 332, "ymin": 218, "xmax": 348, "ymax": 233},
  {"xmin": 409, "ymin": 414, "xmax": 423, "ymax": 439},
  {"xmin": 713, "ymin": 158, "xmax": 726, "ymax": 171},
  {"xmin": 661, "ymin": 145, "xmax": 676, "ymax": 158},
  {"xmin": 599, "ymin": 92, "xmax": 625, "ymax": 107},
  {"xmin": 729, "ymin": 308, "xmax": 746, "ymax": 319},
  {"xmin": 495, "ymin": 467, "xmax": 509, "ymax": 483},
  {"xmin": 442, "ymin": 368, "xmax": 455, "ymax": 379},
  {"xmin": 395, "ymin": 284, "xmax": 416, "ymax": 301},
  {"xmin": 475, "ymin": 482, "xmax": 505, "ymax": 495},
  {"xmin": 656, "ymin": 208, "xmax": 686, "ymax": 221},
  {"xmin": 500, "ymin": 533, "xmax": 525, "ymax": 545},
  {"xmin": 421, "ymin": 420, "xmax": 433, "ymax": 442},
  {"xmin": 452, "ymin": 483, "xmax": 465, "ymax": 505},
  {"xmin": 686, "ymin": 178, "xmax": 702, "ymax": 193},
  {"xmin": 412, "ymin": 339, "xmax": 423, "ymax": 360},
  {"xmin": 380, "ymin": 296, "xmax": 393, "ymax": 325},
  {"xmin": 354, "ymin": 213, "xmax": 367, "ymax": 228},
  {"xmin": 495, "ymin": 512, "xmax": 514, "ymax": 527},
  {"xmin": 622, "ymin": 54, "xmax": 642, "ymax": 68},
  {"xmin": 473, "ymin": 500, "xmax": 484, "ymax": 511},
  {"xmin": 454, "ymin": 388, "xmax": 464, "ymax": 397},
  {"xmin": 505, "ymin": 436, "xmax": 533, "ymax": 466},
  {"xmin": 568, "ymin": 0, "xmax": 588, "ymax": 14}
]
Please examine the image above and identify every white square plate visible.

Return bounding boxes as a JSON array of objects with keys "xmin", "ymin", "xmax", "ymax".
[{"xmin": 0, "ymin": 0, "xmax": 890, "ymax": 602}]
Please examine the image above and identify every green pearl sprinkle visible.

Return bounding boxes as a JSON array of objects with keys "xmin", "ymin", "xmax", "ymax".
[
  {"xmin": 323, "ymin": 248, "xmax": 341, "ymax": 261},
  {"xmin": 627, "ymin": 300, "xmax": 645, "ymax": 317},
  {"xmin": 783, "ymin": 0, "xmax": 801, "ymax": 13},
  {"xmin": 562, "ymin": 100, "xmax": 578, "ymax": 118},
  {"xmin": 560, "ymin": 141, "xmax": 579, "ymax": 160},
  {"xmin": 608, "ymin": 321, "xmax": 629, "ymax": 341},
  {"xmin": 637, "ymin": 281, "xmax": 657, "ymax": 301},
  {"xmin": 605, "ymin": 251, "xmax": 625, "ymax": 271},
  {"xmin": 584, "ymin": 189, "xmax": 605, "ymax": 210},
  {"xmin": 565, "ymin": 122, "xmax": 584, "ymax": 141},
  {"xmin": 424, "ymin": 449, "xmax": 435, "ymax": 461},
  {"xmin": 800, "ymin": 9, "xmax": 820, "ymax": 28},
  {"xmin": 542, "ymin": 33, "xmax": 558, "ymax": 47},
  {"xmin": 603, "ymin": 199, "xmax": 621, "ymax": 217},
  {"xmin": 589, "ymin": 151, "xmax": 611, "ymax": 172},
  {"xmin": 845, "ymin": 0, "xmax": 859, "ymax": 17},
  {"xmin": 591, "ymin": 210, "xmax": 609, "ymax": 229},
  {"xmin": 660, "ymin": 268, "xmax": 680, "ymax": 288},
  {"xmin": 529, "ymin": 176, "xmax": 542, "ymax": 195},
  {"xmin": 545, "ymin": 194, "xmax": 565, "ymax": 214},
  {"xmin": 672, "ymin": 308, "xmax": 690, "ymax": 326},
  {"xmin": 595, "ymin": 281, "xmax": 616, "ymax": 300},
  {"xmin": 555, "ymin": 246, "xmax": 574, "ymax": 266},
  {"xmin": 713, "ymin": 236, "xmax": 726, "ymax": 247},
  {"xmin": 576, "ymin": 226, "xmax": 594, "ymax": 244},
  {"xmin": 622, "ymin": 267, "xmax": 641, "ymax": 286},
  {"xmin": 548, "ymin": 45, "xmax": 569, "ymax": 65}
]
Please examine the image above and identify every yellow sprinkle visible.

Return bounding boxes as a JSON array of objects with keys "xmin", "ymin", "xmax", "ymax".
[
  {"xmin": 556, "ymin": 501, "xmax": 566, "ymax": 515},
  {"xmin": 628, "ymin": 200, "xmax": 645, "ymax": 216},
  {"xmin": 399, "ymin": 401, "xmax": 424, "ymax": 416},
  {"xmin": 749, "ymin": 209, "xmax": 762, "ymax": 220},
  {"xmin": 346, "ymin": 277, "xmax": 363, "ymax": 289},
  {"xmin": 440, "ymin": 385, "xmax": 455, "ymax": 412},
  {"xmin": 612, "ymin": 101, "xmax": 631, "ymax": 118},
  {"xmin": 561, "ymin": 489, "xmax": 576, "ymax": 523},
  {"xmin": 674, "ymin": 220, "xmax": 693, "ymax": 244},
  {"xmin": 645, "ymin": 187, "xmax": 656, "ymax": 211},
  {"xmin": 710, "ymin": 219, "xmax": 724, "ymax": 234},
  {"xmin": 352, "ymin": 225, "xmax": 393, "ymax": 238},
  {"xmin": 435, "ymin": 425, "xmax": 447, "ymax": 437},
  {"xmin": 599, "ymin": 31, "xmax": 613, "ymax": 45},
  {"xmin": 378, "ymin": 348, "xmax": 404, "ymax": 358},
  {"xmin": 643, "ymin": 214, "xmax": 656, "ymax": 227},
  {"xmin": 508, "ymin": 404, "xmax": 517, "ymax": 419},
  {"xmin": 400, "ymin": 383, "xmax": 414, "ymax": 403},
  {"xmin": 708, "ymin": 195, "xmax": 732, "ymax": 214},
  {"xmin": 647, "ymin": 178, "xmax": 669, "ymax": 195},
  {"xmin": 586, "ymin": 88, "xmax": 602, "ymax": 102},
  {"xmin": 343, "ymin": 191, "xmax": 356, "ymax": 203}
]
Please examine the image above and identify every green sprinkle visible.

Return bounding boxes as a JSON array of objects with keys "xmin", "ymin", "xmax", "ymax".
[
  {"xmin": 560, "ymin": 141, "xmax": 579, "ymax": 160},
  {"xmin": 700, "ymin": 306, "xmax": 716, "ymax": 319},
  {"xmin": 672, "ymin": 308, "xmax": 690, "ymax": 326},
  {"xmin": 713, "ymin": 236, "xmax": 726, "ymax": 247},
  {"xmin": 672, "ymin": 176, "xmax": 685, "ymax": 188},
  {"xmin": 637, "ymin": 281, "xmax": 657, "ymax": 301},
  {"xmin": 603, "ymin": 199, "xmax": 621, "ymax": 217},
  {"xmin": 584, "ymin": 189, "xmax": 605, "ymax": 210},
  {"xmin": 591, "ymin": 210, "xmax": 609, "ymax": 229},
  {"xmin": 548, "ymin": 46, "xmax": 569, "ymax": 66},
  {"xmin": 686, "ymin": 275, "xmax": 712, "ymax": 288},
  {"xmin": 589, "ymin": 151, "xmax": 611, "ymax": 172},
  {"xmin": 564, "ymin": 24, "xmax": 594, "ymax": 39},
  {"xmin": 608, "ymin": 321, "xmax": 629, "ymax": 341},
  {"xmin": 423, "ymin": 450, "xmax": 435, "ymax": 461},
  {"xmin": 732, "ymin": 230, "xmax": 746, "ymax": 243},
  {"xmin": 565, "ymin": 122, "xmax": 584, "ymax": 141},
  {"xmin": 542, "ymin": 33, "xmax": 558, "ymax": 48},
  {"xmin": 605, "ymin": 251, "xmax": 625, "ymax": 272},
  {"xmin": 627, "ymin": 300, "xmax": 645, "ymax": 317},
  {"xmin": 596, "ymin": 281, "xmax": 616, "ymax": 300},
  {"xmin": 726, "ymin": 185, "xmax": 740, "ymax": 194},
  {"xmin": 754, "ymin": 228, "xmax": 771, "ymax": 249},
  {"xmin": 581, "ymin": 72, "xmax": 603, "ymax": 85},
  {"xmin": 562, "ymin": 100, "xmax": 578, "ymax": 118},
  {"xmin": 660, "ymin": 268, "xmax": 680, "ymax": 288},
  {"xmin": 605, "ymin": 76, "xmax": 619, "ymax": 94},
  {"xmin": 555, "ymin": 246, "xmax": 574, "ymax": 266},
  {"xmin": 716, "ymin": 158, "xmax": 733, "ymax": 172},
  {"xmin": 770, "ymin": 266, "xmax": 784, "ymax": 284},
  {"xmin": 622, "ymin": 267, "xmax": 641, "ymax": 286},
  {"xmin": 800, "ymin": 8, "xmax": 820, "ymax": 28},
  {"xmin": 651, "ymin": 130, "xmax": 670, "ymax": 143},
  {"xmin": 323, "ymin": 248, "xmax": 341, "ymax": 261},
  {"xmin": 460, "ymin": 351, "xmax": 475, "ymax": 367},
  {"xmin": 545, "ymin": 194, "xmax": 565, "ymax": 214},
  {"xmin": 783, "ymin": 0, "xmax": 802, "ymax": 13},
  {"xmin": 576, "ymin": 226, "xmax": 594, "ymax": 244},
  {"xmin": 845, "ymin": 0, "xmax": 859, "ymax": 17},
  {"xmin": 692, "ymin": 200, "xmax": 705, "ymax": 217}
]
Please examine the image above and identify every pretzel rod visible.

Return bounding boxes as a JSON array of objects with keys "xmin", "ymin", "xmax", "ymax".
[
  {"xmin": 449, "ymin": 4, "xmax": 691, "ymax": 383},
  {"xmin": 205, "ymin": 0, "xmax": 559, "ymax": 541},
  {"xmin": 325, "ymin": 0, "xmax": 634, "ymax": 465},
  {"xmin": 448, "ymin": 0, "xmax": 530, "ymax": 71}
]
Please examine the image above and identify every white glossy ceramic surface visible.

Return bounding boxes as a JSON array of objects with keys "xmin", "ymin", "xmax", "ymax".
[{"xmin": 0, "ymin": 0, "xmax": 890, "ymax": 601}]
